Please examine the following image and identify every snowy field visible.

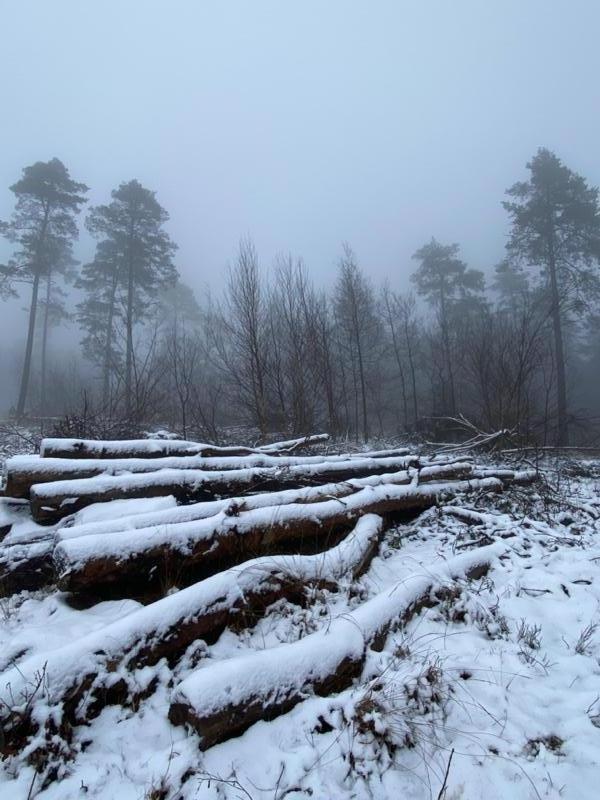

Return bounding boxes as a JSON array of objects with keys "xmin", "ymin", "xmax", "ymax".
[{"xmin": 1, "ymin": 451, "xmax": 599, "ymax": 800}]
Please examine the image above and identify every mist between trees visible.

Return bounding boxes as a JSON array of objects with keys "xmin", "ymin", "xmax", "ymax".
[{"xmin": 1, "ymin": 148, "xmax": 600, "ymax": 446}]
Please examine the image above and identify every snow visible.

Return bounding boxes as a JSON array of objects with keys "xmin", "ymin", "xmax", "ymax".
[
  {"xmin": 29, "ymin": 453, "xmax": 420, "ymax": 501},
  {"xmin": 40, "ymin": 437, "xmax": 228, "ymax": 457},
  {"xmin": 1, "ymin": 456, "xmax": 600, "ymax": 800},
  {"xmin": 53, "ymin": 462, "xmax": 472, "ymax": 544},
  {"xmin": 39, "ymin": 434, "xmax": 330, "ymax": 459},
  {"xmin": 53, "ymin": 477, "xmax": 500, "ymax": 576},
  {"xmin": 172, "ymin": 543, "xmax": 502, "ymax": 723},
  {"xmin": 8, "ymin": 451, "xmax": 418, "ymax": 481},
  {"xmin": 67, "ymin": 495, "xmax": 178, "ymax": 524}
]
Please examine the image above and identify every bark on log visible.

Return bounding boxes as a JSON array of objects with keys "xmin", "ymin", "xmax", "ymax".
[
  {"xmin": 30, "ymin": 455, "xmax": 421, "ymax": 522},
  {"xmin": 7, "ymin": 451, "xmax": 413, "ymax": 500},
  {"xmin": 0, "ymin": 516, "xmax": 383, "ymax": 758},
  {"xmin": 39, "ymin": 434, "xmax": 330, "ymax": 461},
  {"xmin": 169, "ymin": 544, "xmax": 502, "ymax": 749},
  {"xmin": 0, "ymin": 536, "xmax": 54, "ymax": 595},
  {"xmin": 54, "ymin": 475, "xmax": 503, "ymax": 597},
  {"xmin": 56, "ymin": 461, "xmax": 472, "ymax": 544}
]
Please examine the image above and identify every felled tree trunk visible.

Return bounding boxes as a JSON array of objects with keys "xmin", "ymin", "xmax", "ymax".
[
  {"xmin": 169, "ymin": 544, "xmax": 502, "ymax": 749},
  {"xmin": 30, "ymin": 455, "xmax": 420, "ymax": 522},
  {"xmin": 1, "ymin": 464, "xmax": 475, "ymax": 598},
  {"xmin": 0, "ymin": 535, "xmax": 55, "ymax": 595},
  {"xmin": 6, "ymin": 451, "xmax": 416, "ymax": 500},
  {"xmin": 0, "ymin": 516, "xmax": 384, "ymax": 760},
  {"xmin": 55, "ymin": 461, "xmax": 471, "ymax": 544},
  {"xmin": 39, "ymin": 434, "xmax": 330, "ymax": 461},
  {"xmin": 54, "ymin": 476, "xmax": 504, "ymax": 596}
]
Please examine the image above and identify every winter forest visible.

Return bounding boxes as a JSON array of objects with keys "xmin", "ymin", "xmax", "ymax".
[
  {"xmin": 2, "ymin": 4, "xmax": 600, "ymax": 800},
  {"xmin": 2, "ymin": 148, "xmax": 600, "ymax": 447}
]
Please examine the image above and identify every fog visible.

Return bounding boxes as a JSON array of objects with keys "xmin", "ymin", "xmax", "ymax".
[
  {"xmin": 1, "ymin": 1, "xmax": 600, "ymax": 434},
  {"xmin": 4, "ymin": 2, "xmax": 600, "ymax": 283}
]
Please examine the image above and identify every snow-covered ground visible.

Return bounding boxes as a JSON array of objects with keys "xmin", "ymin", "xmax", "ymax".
[{"xmin": 1, "ymin": 459, "xmax": 599, "ymax": 799}]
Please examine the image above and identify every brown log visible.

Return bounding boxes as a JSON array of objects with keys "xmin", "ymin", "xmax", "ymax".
[
  {"xmin": 39, "ymin": 434, "xmax": 330, "ymax": 460},
  {"xmin": 0, "ymin": 516, "xmax": 383, "ymax": 759},
  {"xmin": 6, "ymin": 451, "xmax": 412, "ymax": 500},
  {"xmin": 0, "ymin": 536, "xmax": 54, "ymax": 596},
  {"xmin": 169, "ymin": 544, "xmax": 501, "ymax": 749},
  {"xmin": 56, "ymin": 461, "xmax": 472, "ymax": 544},
  {"xmin": 30, "ymin": 455, "xmax": 420, "ymax": 523},
  {"xmin": 54, "ymin": 475, "xmax": 502, "ymax": 597}
]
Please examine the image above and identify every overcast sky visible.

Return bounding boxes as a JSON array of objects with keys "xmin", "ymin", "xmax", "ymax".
[{"xmin": 2, "ymin": 0, "xmax": 600, "ymax": 304}]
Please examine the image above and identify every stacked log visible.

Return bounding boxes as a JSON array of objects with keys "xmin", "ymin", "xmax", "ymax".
[
  {"xmin": 6, "ymin": 452, "xmax": 418, "ymax": 501},
  {"xmin": 53, "ymin": 474, "xmax": 503, "ymax": 597},
  {"xmin": 169, "ymin": 544, "xmax": 502, "ymax": 748},
  {"xmin": 0, "ymin": 434, "xmax": 538, "ymax": 768},
  {"xmin": 0, "ymin": 515, "xmax": 385, "ymax": 757},
  {"xmin": 38, "ymin": 433, "xmax": 331, "ymax": 460}
]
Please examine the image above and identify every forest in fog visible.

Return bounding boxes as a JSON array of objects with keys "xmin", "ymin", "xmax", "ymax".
[{"xmin": 2, "ymin": 147, "xmax": 600, "ymax": 446}]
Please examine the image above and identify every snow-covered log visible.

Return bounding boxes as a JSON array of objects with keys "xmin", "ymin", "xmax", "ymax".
[
  {"xmin": 6, "ymin": 451, "xmax": 416, "ymax": 499},
  {"xmin": 0, "ymin": 516, "xmax": 383, "ymax": 758},
  {"xmin": 0, "ymin": 464, "xmax": 473, "ymax": 596},
  {"xmin": 0, "ymin": 534, "xmax": 54, "ymax": 595},
  {"xmin": 54, "ymin": 476, "xmax": 503, "ymax": 596},
  {"xmin": 252, "ymin": 433, "xmax": 330, "ymax": 452},
  {"xmin": 56, "ymin": 462, "xmax": 473, "ymax": 544},
  {"xmin": 39, "ymin": 434, "xmax": 330, "ymax": 461},
  {"xmin": 29, "ymin": 454, "xmax": 421, "ymax": 522},
  {"xmin": 169, "ymin": 544, "xmax": 503, "ymax": 749}
]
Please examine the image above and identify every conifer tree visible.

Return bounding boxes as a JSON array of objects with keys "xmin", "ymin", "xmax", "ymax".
[
  {"xmin": 0, "ymin": 158, "xmax": 87, "ymax": 416},
  {"xmin": 83, "ymin": 180, "xmax": 178, "ymax": 418},
  {"xmin": 504, "ymin": 149, "xmax": 600, "ymax": 444},
  {"xmin": 412, "ymin": 238, "xmax": 484, "ymax": 414}
]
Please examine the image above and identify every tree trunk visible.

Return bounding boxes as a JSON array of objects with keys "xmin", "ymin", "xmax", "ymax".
[
  {"xmin": 125, "ymin": 244, "xmax": 134, "ymax": 422},
  {"xmin": 547, "ymin": 246, "xmax": 568, "ymax": 446},
  {"xmin": 102, "ymin": 274, "xmax": 118, "ymax": 410},
  {"xmin": 383, "ymin": 296, "xmax": 409, "ymax": 429},
  {"xmin": 169, "ymin": 545, "xmax": 499, "ymax": 749},
  {"xmin": 30, "ymin": 453, "xmax": 421, "ymax": 522},
  {"xmin": 404, "ymin": 316, "xmax": 419, "ymax": 428},
  {"xmin": 439, "ymin": 287, "xmax": 456, "ymax": 415},
  {"xmin": 53, "ymin": 474, "xmax": 501, "ymax": 595},
  {"xmin": 354, "ymin": 322, "xmax": 369, "ymax": 443},
  {"xmin": 17, "ymin": 204, "xmax": 51, "ymax": 418},
  {"xmin": 39, "ymin": 272, "xmax": 52, "ymax": 419},
  {"xmin": 16, "ymin": 273, "xmax": 42, "ymax": 418}
]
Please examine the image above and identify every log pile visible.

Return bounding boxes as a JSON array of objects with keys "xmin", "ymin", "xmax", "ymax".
[{"xmin": 0, "ymin": 434, "xmax": 536, "ymax": 771}]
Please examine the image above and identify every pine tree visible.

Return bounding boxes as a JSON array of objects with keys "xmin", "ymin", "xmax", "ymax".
[
  {"xmin": 76, "ymin": 240, "xmax": 123, "ymax": 408},
  {"xmin": 504, "ymin": 148, "xmax": 600, "ymax": 445},
  {"xmin": 411, "ymin": 238, "xmax": 484, "ymax": 414},
  {"xmin": 84, "ymin": 180, "xmax": 178, "ymax": 419},
  {"xmin": 493, "ymin": 259, "xmax": 530, "ymax": 315},
  {"xmin": 0, "ymin": 158, "xmax": 87, "ymax": 416}
]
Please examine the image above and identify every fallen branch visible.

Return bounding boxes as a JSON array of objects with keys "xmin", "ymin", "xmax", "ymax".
[{"xmin": 427, "ymin": 415, "xmax": 517, "ymax": 455}]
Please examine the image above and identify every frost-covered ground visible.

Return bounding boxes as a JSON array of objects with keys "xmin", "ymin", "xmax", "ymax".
[{"xmin": 1, "ymin": 459, "xmax": 599, "ymax": 799}]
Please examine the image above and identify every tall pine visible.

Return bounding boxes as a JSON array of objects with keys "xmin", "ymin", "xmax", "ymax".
[
  {"xmin": 1, "ymin": 159, "xmax": 87, "ymax": 416},
  {"xmin": 504, "ymin": 149, "xmax": 600, "ymax": 445},
  {"xmin": 411, "ymin": 238, "xmax": 484, "ymax": 414},
  {"xmin": 83, "ymin": 180, "xmax": 178, "ymax": 419}
]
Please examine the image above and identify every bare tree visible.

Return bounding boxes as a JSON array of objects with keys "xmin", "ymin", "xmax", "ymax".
[
  {"xmin": 334, "ymin": 245, "xmax": 379, "ymax": 442},
  {"xmin": 216, "ymin": 239, "xmax": 270, "ymax": 435}
]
